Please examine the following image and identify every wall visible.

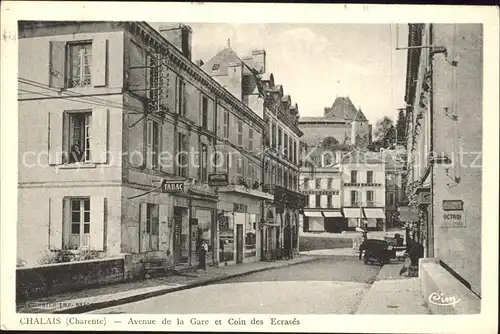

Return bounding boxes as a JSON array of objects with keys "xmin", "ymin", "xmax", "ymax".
[
  {"xmin": 17, "ymin": 186, "xmax": 122, "ymax": 265},
  {"xmin": 431, "ymin": 24, "xmax": 482, "ymax": 296},
  {"xmin": 17, "ymin": 257, "xmax": 124, "ymax": 302},
  {"xmin": 299, "ymin": 122, "xmax": 351, "ymax": 146}
]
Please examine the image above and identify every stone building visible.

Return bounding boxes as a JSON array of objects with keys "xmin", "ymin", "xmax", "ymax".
[
  {"xmin": 298, "ymin": 96, "xmax": 372, "ymax": 148},
  {"xmin": 403, "ymin": 23, "xmax": 482, "ymax": 297},
  {"xmin": 202, "ymin": 45, "xmax": 305, "ymax": 261},
  {"xmin": 17, "ymin": 21, "xmax": 267, "ymax": 270}
]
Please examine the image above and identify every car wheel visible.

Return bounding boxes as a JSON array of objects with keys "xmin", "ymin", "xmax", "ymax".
[{"xmin": 363, "ymin": 254, "xmax": 369, "ymax": 265}]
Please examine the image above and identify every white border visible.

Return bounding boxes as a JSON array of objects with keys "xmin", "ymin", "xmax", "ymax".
[{"xmin": 1, "ymin": 2, "xmax": 499, "ymax": 333}]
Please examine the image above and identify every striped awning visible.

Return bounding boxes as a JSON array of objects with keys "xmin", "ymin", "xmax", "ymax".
[
  {"xmin": 303, "ymin": 211, "xmax": 323, "ymax": 217},
  {"xmin": 323, "ymin": 211, "xmax": 343, "ymax": 218},
  {"xmin": 343, "ymin": 208, "xmax": 364, "ymax": 219},
  {"xmin": 363, "ymin": 208, "xmax": 386, "ymax": 219}
]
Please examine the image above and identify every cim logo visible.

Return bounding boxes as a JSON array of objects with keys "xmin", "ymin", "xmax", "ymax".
[{"xmin": 428, "ymin": 292, "xmax": 461, "ymax": 306}]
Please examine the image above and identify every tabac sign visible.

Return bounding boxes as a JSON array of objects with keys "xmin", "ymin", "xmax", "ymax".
[{"xmin": 161, "ymin": 181, "xmax": 184, "ymax": 193}]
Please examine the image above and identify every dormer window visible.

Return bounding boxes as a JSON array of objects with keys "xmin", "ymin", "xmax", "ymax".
[{"xmin": 212, "ymin": 64, "xmax": 220, "ymax": 71}]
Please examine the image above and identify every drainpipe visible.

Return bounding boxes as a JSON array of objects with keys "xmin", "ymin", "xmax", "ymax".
[{"xmin": 428, "ymin": 23, "xmax": 435, "ymax": 258}]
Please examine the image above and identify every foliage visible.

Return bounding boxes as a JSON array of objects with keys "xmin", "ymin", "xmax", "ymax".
[
  {"xmin": 37, "ymin": 249, "xmax": 75, "ymax": 265},
  {"xmin": 404, "ymin": 180, "xmax": 422, "ymax": 207},
  {"xmin": 77, "ymin": 250, "xmax": 104, "ymax": 261},
  {"xmin": 17, "ymin": 257, "xmax": 27, "ymax": 267},
  {"xmin": 396, "ymin": 109, "xmax": 407, "ymax": 145},
  {"xmin": 373, "ymin": 116, "xmax": 396, "ymax": 150},
  {"xmin": 237, "ymin": 176, "xmax": 249, "ymax": 188}
]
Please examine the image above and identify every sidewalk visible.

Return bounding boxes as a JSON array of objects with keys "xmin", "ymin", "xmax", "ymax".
[
  {"xmin": 355, "ymin": 261, "xmax": 431, "ymax": 314},
  {"xmin": 16, "ymin": 255, "xmax": 316, "ymax": 314},
  {"xmin": 300, "ymin": 247, "xmax": 358, "ymax": 256}
]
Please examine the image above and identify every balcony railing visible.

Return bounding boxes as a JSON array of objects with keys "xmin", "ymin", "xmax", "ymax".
[{"xmin": 344, "ymin": 183, "xmax": 382, "ymax": 187}]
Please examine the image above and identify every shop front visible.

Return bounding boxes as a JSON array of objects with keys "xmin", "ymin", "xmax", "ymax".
[{"xmin": 363, "ymin": 207, "xmax": 386, "ymax": 231}]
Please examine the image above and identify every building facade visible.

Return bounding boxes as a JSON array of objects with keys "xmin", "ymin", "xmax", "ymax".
[
  {"xmin": 403, "ymin": 23, "xmax": 482, "ymax": 296},
  {"xmin": 17, "ymin": 21, "xmax": 266, "ymax": 269},
  {"xmin": 202, "ymin": 46, "xmax": 305, "ymax": 261}
]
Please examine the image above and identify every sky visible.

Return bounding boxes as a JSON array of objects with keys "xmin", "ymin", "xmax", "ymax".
[{"xmin": 152, "ymin": 23, "xmax": 409, "ymax": 125}]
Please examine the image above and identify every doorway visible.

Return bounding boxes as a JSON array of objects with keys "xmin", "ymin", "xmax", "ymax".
[{"xmin": 236, "ymin": 224, "xmax": 244, "ymax": 263}]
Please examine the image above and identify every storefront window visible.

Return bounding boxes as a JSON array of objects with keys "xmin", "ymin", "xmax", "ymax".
[
  {"xmin": 245, "ymin": 214, "xmax": 257, "ymax": 258},
  {"xmin": 195, "ymin": 209, "xmax": 213, "ymax": 255},
  {"xmin": 219, "ymin": 211, "xmax": 234, "ymax": 262}
]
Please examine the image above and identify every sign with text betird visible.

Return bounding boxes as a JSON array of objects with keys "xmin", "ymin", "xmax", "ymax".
[
  {"xmin": 162, "ymin": 181, "xmax": 184, "ymax": 193},
  {"xmin": 441, "ymin": 211, "xmax": 466, "ymax": 228},
  {"xmin": 208, "ymin": 173, "xmax": 228, "ymax": 186}
]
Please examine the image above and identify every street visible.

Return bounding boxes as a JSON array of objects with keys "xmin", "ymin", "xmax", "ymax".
[{"xmin": 90, "ymin": 256, "xmax": 382, "ymax": 314}]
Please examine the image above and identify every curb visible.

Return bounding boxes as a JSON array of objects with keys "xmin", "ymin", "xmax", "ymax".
[{"xmin": 49, "ymin": 257, "xmax": 318, "ymax": 314}]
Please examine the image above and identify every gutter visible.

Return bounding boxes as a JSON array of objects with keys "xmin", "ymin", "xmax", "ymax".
[{"xmin": 428, "ymin": 24, "xmax": 435, "ymax": 258}]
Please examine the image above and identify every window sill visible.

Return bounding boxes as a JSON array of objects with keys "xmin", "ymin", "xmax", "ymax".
[{"xmin": 58, "ymin": 163, "xmax": 97, "ymax": 169}]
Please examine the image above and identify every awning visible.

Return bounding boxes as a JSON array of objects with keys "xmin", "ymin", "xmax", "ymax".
[
  {"xmin": 363, "ymin": 208, "xmax": 386, "ymax": 219},
  {"xmin": 303, "ymin": 211, "xmax": 323, "ymax": 217},
  {"xmin": 343, "ymin": 208, "xmax": 364, "ymax": 219},
  {"xmin": 323, "ymin": 211, "xmax": 343, "ymax": 218}
]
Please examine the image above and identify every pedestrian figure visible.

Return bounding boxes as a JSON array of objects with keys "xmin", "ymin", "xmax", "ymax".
[
  {"xmin": 69, "ymin": 144, "xmax": 84, "ymax": 163},
  {"xmin": 199, "ymin": 240, "xmax": 208, "ymax": 271}
]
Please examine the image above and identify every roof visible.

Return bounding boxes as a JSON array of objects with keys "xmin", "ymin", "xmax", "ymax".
[
  {"xmin": 201, "ymin": 47, "xmax": 242, "ymax": 76},
  {"xmin": 324, "ymin": 96, "xmax": 368, "ymax": 121}
]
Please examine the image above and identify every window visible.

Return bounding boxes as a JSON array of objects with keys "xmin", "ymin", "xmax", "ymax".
[
  {"xmin": 303, "ymin": 177, "xmax": 309, "ymax": 190},
  {"xmin": 289, "ymin": 174, "xmax": 293, "ymax": 190},
  {"xmin": 367, "ymin": 171, "xmax": 374, "ymax": 184},
  {"xmin": 278, "ymin": 128, "xmax": 282, "ymax": 152},
  {"xmin": 67, "ymin": 42, "xmax": 92, "ymax": 88},
  {"xmin": 315, "ymin": 178, "xmax": 321, "ymax": 189},
  {"xmin": 224, "ymin": 152, "xmax": 230, "ymax": 172},
  {"xmin": 176, "ymin": 132, "xmax": 188, "ymax": 177},
  {"xmin": 327, "ymin": 195, "xmax": 333, "ymax": 208},
  {"xmin": 293, "ymin": 141, "xmax": 297, "ymax": 164},
  {"xmin": 68, "ymin": 112, "xmax": 92, "ymax": 163},
  {"xmin": 201, "ymin": 95, "xmax": 209, "ymax": 130},
  {"xmin": 327, "ymin": 178, "xmax": 333, "ymax": 189},
  {"xmin": 277, "ymin": 166, "xmax": 282, "ymax": 186},
  {"xmin": 271, "ymin": 122, "xmax": 277, "ymax": 149},
  {"xmin": 212, "ymin": 64, "xmax": 220, "ymax": 71},
  {"xmin": 388, "ymin": 192, "xmax": 395, "ymax": 206},
  {"xmin": 315, "ymin": 195, "xmax": 321, "ymax": 208},
  {"xmin": 387, "ymin": 174, "xmax": 395, "ymax": 186},
  {"xmin": 176, "ymin": 78, "xmax": 186, "ymax": 116},
  {"xmin": 284, "ymin": 170, "xmax": 288, "ymax": 188},
  {"xmin": 351, "ymin": 170, "xmax": 358, "ymax": 184},
  {"xmin": 350, "ymin": 190, "xmax": 359, "ymax": 206},
  {"xmin": 147, "ymin": 120, "xmax": 159, "ymax": 170},
  {"xmin": 284, "ymin": 133, "xmax": 289, "ymax": 158},
  {"xmin": 223, "ymin": 111, "xmax": 230, "ymax": 139},
  {"xmin": 237, "ymin": 157, "xmax": 243, "ymax": 176},
  {"xmin": 145, "ymin": 203, "xmax": 159, "ymax": 251},
  {"xmin": 200, "ymin": 143, "xmax": 208, "ymax": 182},
  {"xmin": 248, "ymin": 128, "xmax": 254, "ymax": 151},
  {"xmin": 271, "ymin": 165, "xmax": 276, "ymax": 185},
  {"xmin": 148, "ymin": 54, "xmax": 159, "ymax": 112},
  {"xmin": 239, "ymin": 121, "xmax": 245, "ymax": 141},
  {"xmin": 306, "ymin": 195, "xmax": 310, "ymax": 207},
  {"xmin": 367, "ymin": 190, "xmax": 374, "ymax": 206},
  {"xmin": 69, "ymin": 198, "xmax": 91, "ymax": 249},
  {"xmin": 289, "ymin": 137, "xmax": 293, "ymax": 161}
]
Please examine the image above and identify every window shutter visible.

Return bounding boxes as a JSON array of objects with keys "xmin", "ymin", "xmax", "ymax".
[
  {"xmin": 92, "ymin": 36, "xmax": 107, "ymax": 87},
  {"xmin": 49, "ymin": 41, "xmax": 66, "ymax": 88},
  {"xmin": 48, "ymin": 111, "xmax": 64, "ymax": 165},
  {"xmin": 90, "ymin": 196, "xmax": 105, "ymax": 251},
  {"xmin": 139, "ymin": 203, "xmax": 148, "ymax": 253},
  {"xmin": 91, "ymin": 107, "xmax": 108, "ymax": 163},
  {"xmin": 159, "ymin": 204, "xmax": 170, "ymax": 252},
  {"xmin": 174, "ymin": 76, "xmax": 179, "ymax": 114},
  {"xmin": 49, "ymin": 197, "xmax": 63, "ymax": 250}
]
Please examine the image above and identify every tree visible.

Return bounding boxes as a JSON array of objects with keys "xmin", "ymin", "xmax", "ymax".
[
  {"xmin": 395, "ymin": 109, "xmax": 407, "ymax": 145},
  {"xmin": 321, "ymin": 136, "xmax": 339, "ymax": 149},
  {"xmin": 373, "ymin": 116, "xmax": 396, "ymax": 150}
]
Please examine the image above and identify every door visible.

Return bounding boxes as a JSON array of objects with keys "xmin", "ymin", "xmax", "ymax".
[
  {"xmin": 173, "ymin": 216, "xmax": 182, "ymax": 263},
  {"xmin": 236, "ymin": 224, "xmax": 244, "ymax": 263}
]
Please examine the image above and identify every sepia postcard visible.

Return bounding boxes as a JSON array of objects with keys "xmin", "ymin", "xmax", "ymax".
[{"xmin": 1, "ymin": 2, "xmax": 499, "ymax": 333}]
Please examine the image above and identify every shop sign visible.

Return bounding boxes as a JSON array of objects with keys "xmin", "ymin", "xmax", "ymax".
[
  {"xmin": 418, "ymin": 191, "xmax": 431, "ymax": 205},
  {"xmin": 190, "ymin": 218, "xmax": 198, "ymax": 226},
  {"xmin": 208, "ymin": 173, "xmax": 228, "ymax": 187},
  {"xmin": 442, "ymin": 200, "xmax": 464, "ymax": 211},
  {"xmin": 162, "ymin": 181, "xmax": 184, "ymax": 193},
  {"xmin": 441, "ymin": 211, "xmax": 466, "ymax": 228}
]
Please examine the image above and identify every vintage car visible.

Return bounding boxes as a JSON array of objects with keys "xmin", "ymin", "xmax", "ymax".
[{"xmin": 358, "ymin": 239, "xmax": 394, "ymax": 265}]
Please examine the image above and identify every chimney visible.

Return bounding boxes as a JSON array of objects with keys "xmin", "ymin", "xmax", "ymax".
[
  {"xmin": 159, "ymin": 23, "xmax": 192, "ymax": 60},
  {"xmin": 251, "ymin": 49, "xmax": 266, "ymax": 74}
]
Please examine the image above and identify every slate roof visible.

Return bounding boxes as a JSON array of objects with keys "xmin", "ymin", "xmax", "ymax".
[
  {"xmin": 324, "ymin": 96, "xmax": 368, "ymax": 122},
  {"xmin": 201, "ymin": 47, "xmax": 242, "ymax": 76}
]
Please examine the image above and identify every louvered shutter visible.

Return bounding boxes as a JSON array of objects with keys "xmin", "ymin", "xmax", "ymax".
[
  {"xmin": 90, "ymin": 196, "xmax": 105, "ymax": 251},
  {"xmin": 49, "ymin": 197, "xmax": 63, "ymax": 250},
  {"xmin": 159, "ymin": 204, "xmax": 170, "ymax": 252},
  {"xmin": 92, "ymin": 36, "xmax": 107, "ymax": 87},
  {"xmin": 90, "ymin": 107, "xmax": 108, "ymax": 163},
  {"xmin": 49, "ymin": 41, "xmax": 66, "ymax": 88},
  {"xmin": 139, "ymin": 203, "xmax": 148, "ymax": 252},
  {"xmin": 48, "ymin": 111, "xmax": 64, "ymax": 165}
]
